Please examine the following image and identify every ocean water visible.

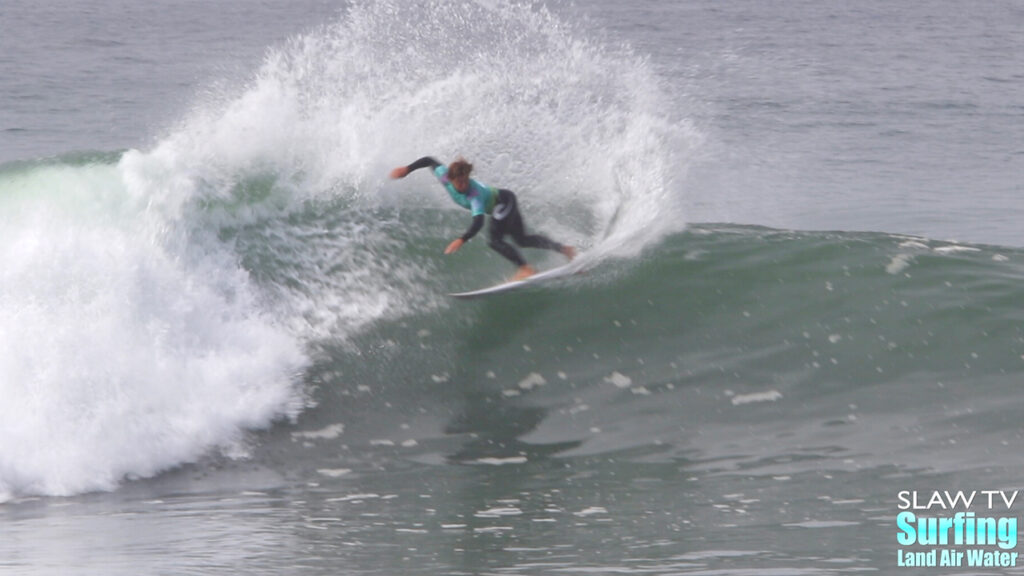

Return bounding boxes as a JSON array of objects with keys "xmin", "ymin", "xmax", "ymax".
[{"xmin": 2, "ymin": 1, "xmax": 1024, "ymax": 574}]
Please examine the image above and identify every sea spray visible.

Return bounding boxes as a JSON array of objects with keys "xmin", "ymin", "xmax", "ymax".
[{"xmin": 181, "ymin": 0, "xmax": 694, "ymax": 253}]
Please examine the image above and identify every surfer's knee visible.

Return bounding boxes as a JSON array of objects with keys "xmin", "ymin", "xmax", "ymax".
[{"xmin": 489, "ymin": 240, "xmax": 526, "ymax": 266}]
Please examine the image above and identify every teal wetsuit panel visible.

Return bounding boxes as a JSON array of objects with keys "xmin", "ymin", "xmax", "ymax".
[{"xmin": 433, "ymin": 165, "xmax": 497, "ymax": 216}]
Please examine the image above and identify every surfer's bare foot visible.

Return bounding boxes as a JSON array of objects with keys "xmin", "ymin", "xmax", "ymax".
[
  {"xmin": 510, "ymin": 265, "xmax": 536, "ymax": 282},
  {"xmin": 561, "ymin": 245, "xmax": 577, "ymax": 261}
]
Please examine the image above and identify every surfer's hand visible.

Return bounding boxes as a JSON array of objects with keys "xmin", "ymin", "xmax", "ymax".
[
  {"xmin": 444, "ymin": 238, "xmax": 464, "ymax": 254},
  {"xmin": 389, "ymin": 166, "xmax": 409, "ymax": 179}
]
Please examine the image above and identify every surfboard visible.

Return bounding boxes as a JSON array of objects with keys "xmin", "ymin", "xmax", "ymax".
[{"xmin": 449, "ymin": 262, "xmax": 579, "ymax": 299}]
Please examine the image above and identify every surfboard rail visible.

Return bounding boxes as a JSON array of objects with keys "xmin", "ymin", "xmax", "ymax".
[{"xmin": 448, "ymin": 262, "xmax": 579, "ymax": 299}]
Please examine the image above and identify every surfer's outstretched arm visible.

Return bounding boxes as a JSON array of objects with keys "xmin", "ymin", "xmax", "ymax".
[
  {"xmin": 389, "ymin": 156, "xmax": 440, "ymax": 179},
  {"xmin": 444, "ymin": 215, "xmax": 485, "ymax": 254}
]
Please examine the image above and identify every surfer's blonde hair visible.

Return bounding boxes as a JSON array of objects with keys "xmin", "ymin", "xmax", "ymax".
[{"xmin": 448, "ymin": 158, "xmax": 473, "ymax": 179}]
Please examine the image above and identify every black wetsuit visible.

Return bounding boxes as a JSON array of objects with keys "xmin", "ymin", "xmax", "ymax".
[{"xmin": 404, "ymin": 156, "xmax": 564, "ymax": 267}]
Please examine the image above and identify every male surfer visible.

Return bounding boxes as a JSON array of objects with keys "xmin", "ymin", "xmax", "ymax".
[{"xmin": 389, "ymin": 157, "xmax": 575, "ymax": 281}]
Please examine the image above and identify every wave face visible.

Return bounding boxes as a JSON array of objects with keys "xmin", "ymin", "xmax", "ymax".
[
  {"xmin": 0, "ymin": 0, "xmax": 688, "ymax": 501},
  {"xmin": 290, "ymin": 224, "xmax": 1024, "ymax": 478}
]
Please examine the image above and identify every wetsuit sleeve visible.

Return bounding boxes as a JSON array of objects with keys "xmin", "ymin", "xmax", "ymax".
[
  {"xmin": 406, "ymin": 156, "xmax": 441, "ymax": 173},
  {"xmin": 461, "ymin": 215, "xmax": 485, "ymax": 242}
]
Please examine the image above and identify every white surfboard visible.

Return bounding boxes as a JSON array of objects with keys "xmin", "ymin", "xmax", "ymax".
[{"xmin": 449, "ymin": 262, "xmax": 579, "ymax": 299}]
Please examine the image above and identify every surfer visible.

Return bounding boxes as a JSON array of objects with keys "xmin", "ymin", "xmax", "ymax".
[{"xmin": 389, "ymin": 157, "xmax": 575, "ymax": 281}]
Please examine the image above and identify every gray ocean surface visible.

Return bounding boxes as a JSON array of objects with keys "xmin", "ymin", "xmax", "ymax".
[{"xmin": 2, "ymin": 1, "xmax": 1024, "ymax": 574}]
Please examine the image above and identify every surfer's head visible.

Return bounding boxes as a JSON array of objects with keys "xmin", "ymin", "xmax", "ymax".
[{"xmin": 448, "ymin": 158, "xmax": 473, "ymax": 193}]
